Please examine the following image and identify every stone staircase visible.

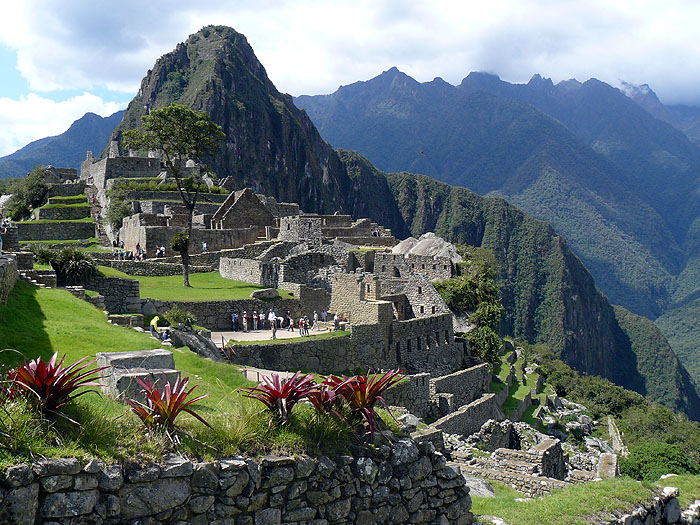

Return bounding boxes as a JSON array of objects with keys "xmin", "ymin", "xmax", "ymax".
[
  {"xmin": 18, "ymin": 269, "xmax": 57, "ymax": 288},
  {"xmin": 96, "ymin": 349, "xmax": 181, "ymax": 402},
  {"xmin": 86, "ymin": 184, "xmax": 111, "ymax": 247}
]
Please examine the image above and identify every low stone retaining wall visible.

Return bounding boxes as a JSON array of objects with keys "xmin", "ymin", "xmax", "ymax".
[
  {"xmin": 36, "ymin": 205, "xmax": 91, "ymax": 221},
  {"xmin": 0, "ymin": 255, "xmax": 17, "ymax": 304},
  {"xmin": 509, "ymin": 390, "xmax": 533, "ymax": 422},
  {"xmin": 48, "ymin": 182, "xmax": 85, "ymax": 197},
  {"xmin": 457, "ymin": 463, "xmax": 569, "ymax": 498},
  {"xmin": 432, "ymin": 363, "xmax": 491, "ymax": 407},
  {"xmin": 16, "ymin": 221, "xmax": 95, "ymax": 241},
  {"xmin": 85, "ymin": 275, "xmax": 141, "ymax": 313},
  {"xmin": 612, "ymin": 486, "xmax": 685, "ymax": 524},
  {"xmin": 101, "ymin": 259, "xmax": 215, "ymax": 276},
  {"xmin": 0, "ymin": 439, "xmax": 473, "ymax": 524},
  {"xmin": 431, "ymin": 393, "xmax": 505, "ymax": 437}
]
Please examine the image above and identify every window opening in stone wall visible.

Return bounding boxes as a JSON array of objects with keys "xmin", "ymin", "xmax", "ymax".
[
  {"xmin": 394, "ymin": 267, "xmax": 401, "ymax": 277},
  {"xmin": 417, "ymin": 286, "xmax": 422, "ymax": 294},
  {"xmin": 407, "ymin": 339, "xmax": 412, "ymax": 352},
  {"xmin": 366, "ymin": 284, "xmax": 370, "ymax": 293},
  {"xmin": 382, "ymin": 265, "xmax": 386, "ymax": 271},
  {"xmin": 420, "ymin": 305, "xmax": 424, "ymax": 314},
  {"xmin": 433, "ymin": 264, "xmax": 436, "ymax": 270},
  {"xmin": 435, "ymin": 332, "xmax": 440, "ymax": 346},
  {"xmin": 395, "ymin": 341, "xmax": 401, "ymax": 363},
  {"xmin": 445, "ymin": 330, "xmax": 449, "ymax": 344},
  {"xmin": 431, "ymin": 306, "xmax": 436, "ymax": 314}
]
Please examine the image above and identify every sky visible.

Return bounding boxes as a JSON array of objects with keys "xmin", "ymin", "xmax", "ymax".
[{"xmin": 1, "ymin": 0, "xmax": 700, "ymax": 157}]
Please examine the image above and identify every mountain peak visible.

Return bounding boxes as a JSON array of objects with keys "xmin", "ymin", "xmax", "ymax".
[{"xmin": 527, "ymin": 73, "xmax": 554, "ymax": 88}]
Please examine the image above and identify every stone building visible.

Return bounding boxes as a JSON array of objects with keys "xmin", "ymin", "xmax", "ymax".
[
  {"xmin": 373, "ymin": 251, "xmax": 455, "ymax": 280},
  {"xmin": 278, "ymin": 214, "xmax": 395, "ymax": 247},
  {"xmin": 210, "ymin": 188, "xmax": 276, "ymax": 235}
]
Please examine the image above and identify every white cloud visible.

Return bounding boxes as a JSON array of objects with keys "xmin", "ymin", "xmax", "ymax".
[
  {"xmin": 3, "ymin": 0, "xmax": 700, "ymax": 106},
  {"xmin": 0, "ymin": 92, "xmax": 125, "ymax": 156}
]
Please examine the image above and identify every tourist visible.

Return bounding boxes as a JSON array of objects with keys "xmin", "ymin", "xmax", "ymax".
[
  {"xmin": 136, "ymin": 242, "xmax": 141, "ymax": 254},
  {"xmin": 162, "ymin": 330, "xmax": 169, "ymax": 342},
  {"xmin": 334, "ymin": 312, "xmax": 340, "ymax": 331},
  {"xmin": 202, "ymin": 241, "xmax": 208, "ymax": 253},
  {"xmin": 149, "ymin": 315, "xmax": 160, "ymax": 339},
  {"xmin": 232, "ymin": 311, "xmax": 238, "ymax": 331},
  {"xmin": 253, "ymin": 311, "xmax": 259, "ymax": 331},
  {"xmin": 271, "ymin": 319, "xmax": 278, "ymax": 340},
  {"xmin": 287, "ymin": 311, "xmax": 294, "ymax": 331},
  {"xmin": 242, "ymin": 311, "xmax": 249, "ymax": 332},
  {"xmin": 119, "ymin": 240, "xmax": 125, "ymax": 249},
  {"xmin": 268, "ymin": 310, "xmax": 276, "ymax": 330},
  {"xmin": 321, "ymin": 309, "xmax": 327, "ymax": 322},
  {"xmin": 312, "ymin": 311, "xmax": 319, "ymax": 331}
]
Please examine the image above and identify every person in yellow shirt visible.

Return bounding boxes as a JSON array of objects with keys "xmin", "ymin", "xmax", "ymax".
[{"xmin": 150, "ymin": 315, "xmax": 160, "ymax": 339}]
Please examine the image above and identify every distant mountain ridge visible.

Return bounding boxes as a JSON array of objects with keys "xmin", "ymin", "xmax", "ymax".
[
  {"xmin": 295, "ymin": 68, "xmax": 700, "ymax": 388},
  {"xmin": 10, "ymin": 25, "xmax": 696, "ymax": 418},
  {"xmin": 0, "ymin": 110, "xmax": 124, "ymax": 180}
]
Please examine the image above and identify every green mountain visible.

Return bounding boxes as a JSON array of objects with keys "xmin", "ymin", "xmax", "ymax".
[
  {"xmin": 296, "ymin": 69, "xmax": 700, "ymax": 388},
  {"xmin": 108, "ymin": 25, "xmax": 700, "ymax": 419},
  {"xmin": 0, "ymin": 111, "xmax": 124, "ymax": 180},
  {"xmin": 621, "ymin": 81, "xmax": 700, "ymax": 147}
]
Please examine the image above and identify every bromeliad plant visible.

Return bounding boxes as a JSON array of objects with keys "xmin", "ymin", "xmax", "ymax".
[
  {"xmin": 240, "ymin": 371, "xmax": 318, "ymax": 425},
  {"xmin": 326, "ymin": 369, "xmax": 404, "ymax": 439},
  {"xmin": 8, "ymin": 352, "xmax": 106, "ymax": 416},
  {"xmin": 125, "ymin": 375, "xmax": 211, "ymax": 431}
]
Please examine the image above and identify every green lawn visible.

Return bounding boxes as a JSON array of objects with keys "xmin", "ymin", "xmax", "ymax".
[
  {"xmin": 471, "ymin": 479, "xmax": 656, "ymax": 525},
  {"xmin": 22, "ymin": 237, "xmax": 100, "ymax": 245},
  {"xmin": 49, "ymin": 194, "xmax": 87, "ymax": 200},
  {"xmin": 0, "ymin": 281, "xmax": 354, "ymax": 464},
  {"xmin": 228, "ymin": 330, "xmax": 350, "ymax": 346},
  {"xmin": 97, "ymin": 266, "xmax": 295, "ymax": 302},
  {"xmin": 40, "ymin": 203, "xmax": 90, "ymax": 209},
  {"xmin": 21, "ymin": 216, "xmax": 94, "ymax": 224}
]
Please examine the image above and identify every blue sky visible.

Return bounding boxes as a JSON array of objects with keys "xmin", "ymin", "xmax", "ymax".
[{"xmin": 2, "ymin": 0, "xmax": 700, "ymax": 158}]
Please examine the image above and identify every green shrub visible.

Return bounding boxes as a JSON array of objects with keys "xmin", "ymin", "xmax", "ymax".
[
  {"xmin": 467, "ymin": 326, "xmax": 502, "ymax": 366},
  {"xmin": 105, "ymin": 189, "xmax": 133, "ymax": 230},
  {"xmin": 620, "ymin": 442, "xmax": 700, "ymax": 481},
  {"xmin": 50, "ymin": 248, "xmax": 96, "ymax": 285},
  {"xmin": 163, "ymin": 307, "xmax": 197, "ymax": 327},
  {"xmin": 171, "ymin": 232, "xmax": 189, "ymax": 254},
  {"xmin": 30, "ymin": 245, "xmax": 56, "ymax": 265}
]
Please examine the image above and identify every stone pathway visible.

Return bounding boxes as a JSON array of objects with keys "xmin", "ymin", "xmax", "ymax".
[
  {"xmin": 238, "ymin": 366, "xmax": 295, "ymax": 383},
  {"xmin": 210, "ymin": 326, "xmax": 332, "ymax": 348}
]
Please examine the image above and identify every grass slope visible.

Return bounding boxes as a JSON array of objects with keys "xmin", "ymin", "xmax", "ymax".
[
  {"xmin": 97, "ymin": 266, "xmax": 295, "ymax": 302},
  {"xmin": 0, "ymin": 281, "xmax": 354, "ymax": 464}
]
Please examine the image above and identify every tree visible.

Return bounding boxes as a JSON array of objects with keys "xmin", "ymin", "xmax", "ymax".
[{"xmin": 123, "ymin": 104, "xmax": 225, "ymax": 286}]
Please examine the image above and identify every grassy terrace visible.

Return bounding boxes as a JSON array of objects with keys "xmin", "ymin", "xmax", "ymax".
[
  {"xmin": 228, "ymin": 330, "xmax": 350, "ymax": 346},
  {"xmin": 49, "ymin": 194, "xmax": 87, "ymax": 200},
  {"xmin": 20, "ymin": 216, "xmax": 94, "ymax": 224},
  {"xmin": 40, "ymin": 202, "xmax": 90, "ymax": 209},
  {"xmin": 0, "ymin": 281, "xmax": 355, "ymax": 465},
  {"xmin": 471, "ymin": 477, "xmax": 700, "ymax": 525},
  {"xmin": 97, "ymin": 266, "xmax": 295, "ymax": 302}
]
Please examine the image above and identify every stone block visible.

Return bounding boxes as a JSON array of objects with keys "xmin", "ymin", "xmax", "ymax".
[
  {"xmin": 105, "ymin": 368, "xmax": 181, "ymax": 401},
  {"xmin": 97, "ymin": 349, "xmax": 175, "ymax": 372},
  {"xmin": 250, "ymin": 288, "xmax": 279, "ymax": 300}
]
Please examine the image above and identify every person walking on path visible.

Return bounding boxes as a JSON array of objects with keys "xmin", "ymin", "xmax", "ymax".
[
  {"xmin": 287, "ymin": 311, "xmax": 294, "ymax": 332},
  {"xmin": 268, "ymin": 310, "xmax": 276, "ymax": 331},
  {"xmin": 253, "ymin": 311, "xmax": 259, "ymax": 331},
  {"xmin": 271, "ymin": 320, "xmax": 278, "ymax": 340},
  {"xmin": 312, "ymin": 311, "xmax": 320, "ymax": 331},
  {"xmin": 321, "ymin": 309, "xmax": 327, "ymax": 322},
  {"xmin": 243, "ymin": 311, "xmax": 249, "ymax": 332},
  {"xmin": 232, "ymin": 312, "xmax": 238, "ymax": 331}
]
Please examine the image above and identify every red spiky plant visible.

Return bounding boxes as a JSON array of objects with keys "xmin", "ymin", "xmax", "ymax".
[{"xmin": 240, "ymin": 371, "xmax": 318, "ymax": 424}]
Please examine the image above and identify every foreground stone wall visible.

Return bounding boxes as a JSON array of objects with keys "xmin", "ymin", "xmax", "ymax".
[
  {"xmin": 0, "ymin": 255, "xmax": 17, "ymax": 304},
  {"xmin": 102, "ymin": 260, "xmax": 215, "ymax": 277},
  {"xmin": 36, "ymin": 205, "xmax": 91, "ymax": 221},
  {"xmin": 0, "ymin": 439, "xmax": 473, "ymax": 524},
  {"xmin": 384, "ymin": 373, "xmax": 432, "ymax": 418},
  {"xmin": 16, "ymin": 221, "xmax": 95, "ymax": 241}
]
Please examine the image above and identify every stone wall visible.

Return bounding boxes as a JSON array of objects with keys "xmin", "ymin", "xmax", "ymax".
[
  {"xmin": 509, "ymin": 390, "xmax": 533, "ymax": 422},
  {"xmin": 0, "ymin": 255, "xmax": 17, "ymax": 304},
  {"xmin": 374, "ymin": 252, "xmax": 453, "ymax": 280},
  {"xmin": 36, "ymin": 205, "xmax": 90, "ymax": 221},
  {"xmin": 384, "ymin": 373, "xmax": 432, "ymax": 418},
  {"xmin": 13, "ymin": 251, "xmax": 34, "ymax": 270},
  {"xmin": 85, "ymin": 275, "xmax": 141, "ymax": 313},
  {"xmin": 102, "ymin": 260, "xmax": 215, "ymax": 277},
  {"xmin": 391, "ymin": 314, "xmax": 464, "ymax": 374},
  {"xmin": 48, "ymin": 182, "xmax": 86, "ymax": 197},
  {"xmin": 431, "ymin": 394, "xmax": 504, "ymax": 437},
  {"xmin": 431, "ymin": 364, "xmax": 491, "ymax": 408},
  {"xmin": 0, "ymin": 439, "xmax": 473, "ymax": 525},
  {"xmin": 612, "ymin": 487, "xmax": 686, "ymax": 525},
  {"xmin": 1, "ymin": 224, "xmax": 19, "ymax": 251},
  {"xmin": 220, "ymin": 257, "xmax": 277, "ymax": 287},
  {"xmin": 457, "ymin": 463, "xmax": 569, "ymax": 498},
  {"xmin": 16, "ymin": 221, "xmax": 95, "ymax": 241},
  {"xmin": 125, "ymin": 190, "xmax": 229, "ymax": 203}
]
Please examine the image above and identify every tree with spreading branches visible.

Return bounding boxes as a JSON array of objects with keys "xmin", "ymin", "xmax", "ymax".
[{"xmin": 123, "ymin": 104, "xmax": 225, "ymax": 286}]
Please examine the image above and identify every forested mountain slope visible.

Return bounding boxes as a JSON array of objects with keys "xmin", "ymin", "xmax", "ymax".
[
  {"xmin": 106, "ymin": 25, "xmax": 700, "ymax": 419},
  {"xmin": 296, "ymin": 69, "xmax": 700, "ymax": 386}
]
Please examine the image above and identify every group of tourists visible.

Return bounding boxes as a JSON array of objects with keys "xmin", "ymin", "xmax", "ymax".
[{"xmin": 231, "ymin": 309, "xmax": 333, "ymax": 338}]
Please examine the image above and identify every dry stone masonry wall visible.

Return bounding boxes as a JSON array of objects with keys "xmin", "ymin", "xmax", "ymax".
[
  {"xmin": 0, "ymin": 255, "xmax": 17, "ymax": 304},
  {"xmin": 0, "ymin": 438, "xmax": 473, "ymax": 524}
]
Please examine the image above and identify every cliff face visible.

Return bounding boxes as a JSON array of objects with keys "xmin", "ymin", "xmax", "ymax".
[
  {"xmin": 109, "ymin": 25, "xmax": 402, "ymax": 230},
  {"xmin": 107, "ymin": 25, "xmax": 700, "ymax": 418}
]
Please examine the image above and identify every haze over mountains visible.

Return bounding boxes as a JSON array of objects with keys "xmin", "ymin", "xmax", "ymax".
[
  {"xmin": 296, "ymin": 68, "xmax": 700, "ymax": 385},
  {"xmin": 0, "ymin": 111, "xmax": 124, "ymax": 180},
  {"xmin": 3, "ymin": 25, "xmax": 700, "ymax": 420}
]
